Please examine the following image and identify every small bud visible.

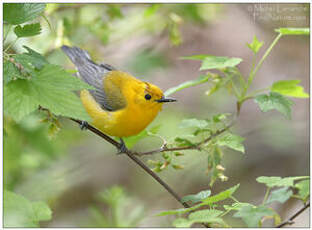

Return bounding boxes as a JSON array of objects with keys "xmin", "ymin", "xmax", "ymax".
[
  {"xmin": 172, "ymin": 164, "xmax": 184, "ymax": 170},
  {"xmin": 174, "ymin": 152, "xmax": 184, "ymax": 156},
  {"xmin": 160, "ymin": 161, "xmax": 169, "ymax": 170},
  {"xmin": 216, "ymin": 164, "xmax": 225, "ymax": 171}
]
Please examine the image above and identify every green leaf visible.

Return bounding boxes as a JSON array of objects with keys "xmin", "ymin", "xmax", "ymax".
[
  {"xmin": 4, "ymin": 80, "xmax": 40, "ymax": 121},
  {"xmin": 247, "ymin": 35, "xmax": 264, "ymax": 54},
  {"xmin": 32, "ymin": 202, "xmax": 52, "ymax": 221},
  {"xmin": 202, "ymin": 184, "xmax": 240, "ymax": 204},
  {"xmin": 172, "ymin": 210, "xmax": 225, "ymax": 227},
  {"xmin": 181, "ymin": 190, "xmax": 211, "ymax": 204},
  {"xmin": 33, "ymin": 64, "xmax": 94, "ymax": 91},
  {"xmin": 295, "ymin": 179, "xmax": 310, "ymax": 202},
  {"xmin": 266, "ymin": 187, "xmax": 293, "ymax": 204},
  {"xmin": 256, "ymin": 176, "xmax": 309, "ymax": 188},
  {"xmin": 181, "ymin": 55, "xmax": 242, "ymax": 70},
  {"xmin": 4, "ymin": 64, "xmax": 93, "ymax": 122},
  {"xmin": 13, "ymin": 46, "xmax": 49, "ymax": 74},
  {"xmin": 179, "ymin": 118, "xmax": 209, "ymax": 129},
  {"xmin": 122, "ymin": 125, "xmax": 160, "ymax": 149},
  {"xmin": 254, "ymin": 92, "xmax": 294, "ymax": 119},
  {"xmin": 173, "ymin": 218, "xmax": 192, "ymax": 227},
  {"xmin": 4, "ymin": 61, "xmax": 24, "ymax": 84},
  {"xmin": 4, "ymin": 190, "xmax": 52, "ymax": 227},
  {"xmin": 234, "ymin": 205, "xmax": 275, "ymax": 227},
  {"xmin": 180, "ymin": 54, "xmax": 213, "ymax": 61},
  {"xmin": 271, "ymin": 80, "xmax": 309, "ymax": 98},
  {"xmin": 14, "ymin": 23, "xmax": 41, "ymax": 38},
  {"xmin": 200, "ymin": 56, "xmax": 242, "ymax": 70},
  {"xmin": 174, "ymin": 136, "xmax": 196, "ymax": 147},
  {"xmin": 224, "ymin": 202, "xmax": 254, "ymax": 211},
  {"xmin": 164, "ymin": 74, "xmax": 210, "ymax": 96},
  {"xmin": 189, "ymin": 209, "xmax": 223, "ymax": 220},
  {"xmin": 275, "ymin": 27, "xmax": 309, "ymax": 35},
  {"xmin": 217, "ymin": 132, "xmax": 245, "ymax": 153},
  {"xmin": 4, "ymin": 3, "xmax": 46, "ymax": 25}
]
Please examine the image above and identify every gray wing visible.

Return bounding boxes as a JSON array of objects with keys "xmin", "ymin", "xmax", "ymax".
[{"xmin": 61, "ymin": 45, "xmax": 115, "ymax": 111}]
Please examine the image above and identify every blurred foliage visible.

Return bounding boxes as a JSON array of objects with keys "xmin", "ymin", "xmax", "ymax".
[
  {"xmin": 3, "ymin": 3, "xmax": 310, "ymax": 228},
  {"xmin": 84, "ymin": 186, "xmax": 144, "ymax": 227}
]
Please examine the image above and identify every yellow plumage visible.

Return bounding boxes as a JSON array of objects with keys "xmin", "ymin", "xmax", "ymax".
[
  {"xmin": 61, "ymin": 46, "xmax": 175, "ymax": 141},
  {"xmin": 80, "ymin": 71, "xmax": 164, "ymax": 137}
]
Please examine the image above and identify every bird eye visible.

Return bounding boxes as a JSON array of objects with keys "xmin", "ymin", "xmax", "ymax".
[{"xmin": 145, "ymin": 94, "xmax": 152, "ymax": 100}]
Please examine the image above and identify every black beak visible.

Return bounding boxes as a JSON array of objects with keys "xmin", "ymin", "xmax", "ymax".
[{"xmin": 155, "ymin": 96, "xmax": 177, "ymax": 103}]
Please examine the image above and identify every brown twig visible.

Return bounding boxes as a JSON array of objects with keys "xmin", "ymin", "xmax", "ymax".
[
  {"xmin": 137, "ymin": 121, "xmax": 235, "ymax": 156},
  {"xmin": 277, "ymin": 202, "xmax": 310, "ymax": 228},
  {"xmin": 69, "ymin": 118, "xmax": 212, "ymax": 228}
]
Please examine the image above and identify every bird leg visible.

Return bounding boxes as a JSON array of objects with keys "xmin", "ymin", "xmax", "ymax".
[
  {"xmin": 80, "ymin": 121, "xmax": 89, "ymax": 130},
  {"xmin": 117, "ymin": 138, "xmax": 129, "ymax": 154}
]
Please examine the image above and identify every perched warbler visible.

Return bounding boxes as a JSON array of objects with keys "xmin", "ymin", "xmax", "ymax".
[{"xmin": 62, "ymin": 46, "xmax": 176, "ymax": 152}]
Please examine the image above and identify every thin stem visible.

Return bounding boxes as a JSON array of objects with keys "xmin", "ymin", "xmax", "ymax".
[
  {"xmin": 137, "ymin": 122, "xmax": 235, "ymax": 156},
  {"xmin": 247, "ymin": 33, "xmax": 283, "ymax": 88},
  {"xmin": 262, "ymin": 187, "xmax": 271, "ymax": 205},
  {"xmin": 68, "ymin": 118, "xmax": 212, "ymax": 226},
  {"xmin": 277, "ymin": 202, "xmax": 310, "ymax": 227}
]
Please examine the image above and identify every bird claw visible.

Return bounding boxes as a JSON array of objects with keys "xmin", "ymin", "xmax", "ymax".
[
  {"xmin": 117, "ymin": 138, "xmax": 129, "ymax": 154},
  {"xmin": 80, "ymin": 121, "xmax": 89, "ymax": 130}
]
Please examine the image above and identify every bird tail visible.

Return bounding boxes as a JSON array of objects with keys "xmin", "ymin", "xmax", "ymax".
[{"xmin": 61, "ymin": 45, "xmax": 94, "ymax": 67}]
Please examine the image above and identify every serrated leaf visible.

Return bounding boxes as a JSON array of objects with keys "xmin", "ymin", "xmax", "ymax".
[
  {"xmin": 13, "ymin": 46, "xmax": 49, "ymax": 74},
  {"xmin": 4, "ymin": 190, "xmax": 52, "ymax": 227},
  {"xmin": 200, "ymin": 56, "xmax": 242, "ymax": 70},
  {"xmin": 247, "ymin": 35, "xmax": 264, "ymax": 54},
  {"xmin": 4, "ymin": 3, "xmax": 46, "ymax": 25},
  {"xmin": 254, "ymin": 92, "xmax": 294, "ymax": 119},
  {"xmin": 275, "ymin": 27, "xmax": 309, "ymax": 35},
  {"xmin": 295, "ymin": 179, "xmax": 310, "ymax": 202},
  {"xmin": 217, "ymin": 132, "xmax": 245, "ymax": 153},
  {"xmin": 164, "ymin": 74, "xmax": 210, "ymax": 96},
  {"xmin": 271, "ymin": 80, "xmax": 309, "ymax": 98},
  {"xmin": 14, "ymin": 23, "xmax": 41, "ymax": 38},
  {"xmin": 266, "ymin": 187, "xmax": 293, "ymax": 204},
  {"xmin": 4, "ymin": 80, "xmax": 39, "ymax": 121},
  {"xmin": 202, "ymin": 184, "xmax": 240, "ymax": 204},
  {"xmin": 233, "ymin": 205, "xmax": 275, "ymax": 227},
  {"xmin": 181, "ymin": 190, "xmax": 211, "ymax": 204},
  {"xmin": 33, "ymin": 64, "xmax": 94, "ymax": 91},
  {"xmin": 256, "ymin": 176, "xmax": 309, "ymax": 188},
  {"xmin": 4, "ymin": 64, "xmax": 93, "ymax": 122},
  {"xmin": 4, "ymin": 61, "xmax": 24, "ymax": 84}
]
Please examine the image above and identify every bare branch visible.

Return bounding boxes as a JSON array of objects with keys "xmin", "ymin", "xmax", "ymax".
[{"xmin": 277, "ymin": 202, "xmax": 310, "ymax": 228}]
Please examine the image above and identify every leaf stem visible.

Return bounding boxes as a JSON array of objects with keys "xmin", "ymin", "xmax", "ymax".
[
  {"xmin": 247, "ymin": 33, "xmax": 283, "ymax": 89},
  {"xmin": 262, "ymin": 187, "xmax": 271, "ymax": 205}
]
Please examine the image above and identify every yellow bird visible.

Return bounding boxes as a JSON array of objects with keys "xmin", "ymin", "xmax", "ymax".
[{"xmin": 62, "ymin": 46, "xmax": 176, "ymax": 152}]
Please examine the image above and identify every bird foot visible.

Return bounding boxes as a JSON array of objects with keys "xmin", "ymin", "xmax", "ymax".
[
  {"xmin": 117, "ymin": 138, "xmax": 129, "ymax": 154},
  {"xmin": 80, "ymin": 121, "xmax": 89, "ymax": 130}
]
